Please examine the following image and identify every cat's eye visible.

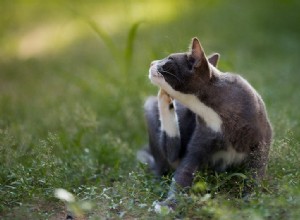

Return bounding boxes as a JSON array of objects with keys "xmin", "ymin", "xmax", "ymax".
[{"xmin": 168, "ymin": 56, "xmax": 174, "ymax": 61}]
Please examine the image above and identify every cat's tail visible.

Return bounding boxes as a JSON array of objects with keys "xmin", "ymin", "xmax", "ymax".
[{"xmin": 137, "ymin": 145, "xmax": 155, "ymax": 168}]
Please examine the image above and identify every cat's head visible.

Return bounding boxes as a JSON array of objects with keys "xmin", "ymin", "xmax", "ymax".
[{"xmin": 149, "ymin": 38, "xmax": 219, "ymax": 94}]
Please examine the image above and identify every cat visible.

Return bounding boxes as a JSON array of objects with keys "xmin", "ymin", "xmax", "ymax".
[{"xmin": 139, "ymin": 37, "xmax": 272, "ymax": 212}]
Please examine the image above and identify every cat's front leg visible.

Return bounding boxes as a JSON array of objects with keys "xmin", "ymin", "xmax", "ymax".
[
  {"xmin": 153, "ymin": 151, "xmax": 201, "ymax": 214},
  {"xmin": 154, "ymin": 127, "xmax": 223, "ymax": 213},
  {"xmin": 158, "ymin": 89, "xmax": 181, "ymax": 165}
]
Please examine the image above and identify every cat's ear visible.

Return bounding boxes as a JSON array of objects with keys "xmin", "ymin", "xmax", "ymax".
[
  {"xmin": 189, "ymin": 38, "xmax": 211, "ymax": 80},
  {"xmin": 208, "ymin": 53, "xmax": 220, "ymax": 67},
  {"xmin": 190, "ymin": 38, "xmax": 204, "ymax": 61},
  {"xmin": 189, "ymin": 37, "xmax": 207, "ymax": 68}
]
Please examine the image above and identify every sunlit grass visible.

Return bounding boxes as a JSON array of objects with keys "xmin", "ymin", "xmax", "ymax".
[
  {"xmin": 17, "ymin": 22, "xmax": 80, "ymax": 59},
  {"xmin": 1, "ymin": 0, "xmax": 185, "ymax": 59}
]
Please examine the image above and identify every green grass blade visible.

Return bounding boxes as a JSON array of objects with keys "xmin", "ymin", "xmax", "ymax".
[
  {"xmin": 86, "ymin": 19, "xmax": 120, "ymax": 63},
  {"xmin": 124, "ymin": 21, "xmax": 143, "ymax": 73}
]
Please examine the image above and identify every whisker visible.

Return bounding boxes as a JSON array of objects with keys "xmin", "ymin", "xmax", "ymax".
[{"xmin": 159, "ymin": 70, "xmax": 183, "ymax": 84}]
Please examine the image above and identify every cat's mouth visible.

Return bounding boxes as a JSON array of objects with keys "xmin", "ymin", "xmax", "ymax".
[
  {"xmin": 151, "ymin": 71, "xmax": 163, "ymax": 78},
  {"xmin": 149, "ymin": 61, "xmax": 165, "ymax": 86}
]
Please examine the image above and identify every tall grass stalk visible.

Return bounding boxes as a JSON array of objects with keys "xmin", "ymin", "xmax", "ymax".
[{"xmin": 86, "ymin": 19, "xmax": 142, "ymax": 77}]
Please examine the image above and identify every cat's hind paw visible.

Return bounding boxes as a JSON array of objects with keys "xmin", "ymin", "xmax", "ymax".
[
  {"xmin": 136, "ymin": 148, "xmax": 154, "ymax": 166},
  {"xmin": 158, "ymin": 89, "xmax": 173, "ymax": 107}
]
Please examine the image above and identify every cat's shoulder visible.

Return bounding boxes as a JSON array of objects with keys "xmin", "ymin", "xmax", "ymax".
[
  {"xmin": 214, "ymin": 70, "xmax": 252, "ymax": 89},
  {"xmin": 214, "ymin": 70, "xmax": 241, "ymax": 85}
]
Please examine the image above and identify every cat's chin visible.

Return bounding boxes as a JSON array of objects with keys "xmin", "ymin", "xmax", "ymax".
[
  {"xmin": 149, "ymin": 74, "xmax": 164, "ymax": 87},
  {"xmin": 149, "ymin": 68, "xmax": 165, "ymax": 87},
  {"xmin": 149, "ymin": 69, "xmax": 176, "ymax": 97}
]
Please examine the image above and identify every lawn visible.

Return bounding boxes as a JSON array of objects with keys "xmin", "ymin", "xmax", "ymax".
[{"xmin": 0, "ymin": 0, "xmax": 299, "ymax": 219}]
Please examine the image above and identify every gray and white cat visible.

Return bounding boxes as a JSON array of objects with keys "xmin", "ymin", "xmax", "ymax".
[{"xmin": 139, "ymin": 38, "xmax": 272, "ymax": 211}]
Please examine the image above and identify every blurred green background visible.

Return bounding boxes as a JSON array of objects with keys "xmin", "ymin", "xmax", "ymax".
[{"xmin": 0, "ymin": 0, "xmax": 299, "ymax": 219}]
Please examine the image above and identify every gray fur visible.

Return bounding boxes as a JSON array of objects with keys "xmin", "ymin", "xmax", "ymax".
[{"xmin": 141, "ymin": 38, "xmax": 272, "ymax": 205}]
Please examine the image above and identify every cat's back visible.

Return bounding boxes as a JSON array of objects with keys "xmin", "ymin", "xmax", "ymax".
[
  {"xmin": 211, "ymin": 71, "xmax": 272, "ymax": 145},
  {"xmin": 213, "ymin": 72, "xmax": 266, "ymax": 117}
]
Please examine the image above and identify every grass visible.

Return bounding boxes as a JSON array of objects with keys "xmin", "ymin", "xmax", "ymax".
[{"xmin": 0, "ymin": 0, "xmax": 299, "ymax": 219}]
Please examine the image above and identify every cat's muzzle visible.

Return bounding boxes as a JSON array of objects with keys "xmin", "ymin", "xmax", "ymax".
[{"xmin": 149, "ymin": 63, "xmax": 163, "ymax": 78}]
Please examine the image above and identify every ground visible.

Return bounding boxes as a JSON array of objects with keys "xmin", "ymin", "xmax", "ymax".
[{"xmin": 0, "ymin": 0, "xmax": 299, "ymax": 219}]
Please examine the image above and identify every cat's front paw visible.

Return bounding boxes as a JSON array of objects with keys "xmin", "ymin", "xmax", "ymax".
[{"xmin": 153, "ymin": 197, "xmax": 177, "ymax": 214}]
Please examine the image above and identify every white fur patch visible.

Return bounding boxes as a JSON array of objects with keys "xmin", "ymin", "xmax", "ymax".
[
  {"xmin": 149, "ymin": 63, "xmax": 222, "ymax": 132},
  {"xmin": 158, "ymin": 104, "xmax": 180, "ymax": 137},
  {"xmin": 176, "ymin": 94, "xmax": 222, "ymax": 132},
  {"xmin": 212, "ymin": 146, "xmax": 246, "ymax": 170}
]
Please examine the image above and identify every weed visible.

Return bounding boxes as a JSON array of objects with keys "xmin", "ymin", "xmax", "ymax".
[{"xmin": 86, "ymin": 18, "xmax": 142, "ymax": 75}]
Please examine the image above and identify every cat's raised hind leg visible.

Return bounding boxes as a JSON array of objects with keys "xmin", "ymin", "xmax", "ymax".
[
  {"xmin": 142, "ymin": 91, "xmax": 181, "ymax": 176},
  {"xmin": 141, "ymin": 96, "xmax": 168, "ymax": 176},
  {"xmin": 157, "ymin": 89, "xmax": 181, "ymax": 167}
]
